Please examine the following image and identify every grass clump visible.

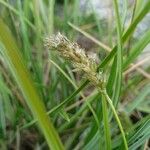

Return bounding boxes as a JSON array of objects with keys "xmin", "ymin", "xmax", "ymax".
[{"xmin": 0, "ymin": 0, "xmax": 150, "ymax": 149}]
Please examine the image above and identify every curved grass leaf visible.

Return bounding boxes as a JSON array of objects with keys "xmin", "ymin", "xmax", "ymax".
[
  {"xmin": 128, "ymin": 118, "xmax": 150, "ymax": 150},
  {"xmin": 0, "ymin": 0, "xmax": 35, "ymax": 30},
  {"xmin": 112, "ymin": 115, "xmax": 150, "ymax": 149},
  {"xmin": 126, "ymin": 84, "xmax": 150, "ymax": 114},
  {"xmin": 112, "ymin": 0, "xmax": 123, "ymax": 108},
  {"xmin": 123, "ymin": 29, "xmax": 150, "ymax": 69},
  {"xmin": 98, "ymin": 0, "xmax": 150, "ymax": 69},
  {"xmin": 0, "ymin": 18, "xmax": 64, "ymax": 150}
]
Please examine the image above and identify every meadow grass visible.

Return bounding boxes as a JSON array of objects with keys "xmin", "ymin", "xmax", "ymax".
[{"xmin": 0, "ymin": 0, "xmax": 150, "ymax": 149}]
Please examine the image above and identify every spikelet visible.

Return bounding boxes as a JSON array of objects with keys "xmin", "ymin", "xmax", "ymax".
[{"xmin": 44, "ymin": 33, "xmax": 105, "ymax": 90}]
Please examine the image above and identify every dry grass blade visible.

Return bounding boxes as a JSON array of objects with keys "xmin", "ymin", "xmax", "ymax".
[
  {"xmin": 68, "ymin": 22, "xmax": 111, "ymax": 52},
  {"xmin": 124, "ymin": 56, "xmax": 150, "ymax": 75}
]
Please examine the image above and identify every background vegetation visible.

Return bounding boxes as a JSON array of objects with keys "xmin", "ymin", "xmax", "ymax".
[{"xmin": 0, "ymin": 0, "xmax": 150, "ymax": 149}]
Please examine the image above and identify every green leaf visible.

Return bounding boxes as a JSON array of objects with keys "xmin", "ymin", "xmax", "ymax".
[
  {"xmin": 126, "ymin": 84, "xmax": 150, "ymax": 114},
  {"xmin": 112, "ymin": 0, "xmax": 123, "ymax": 108},
  {"xmin": 98, "ymin": 0, "xmax": 150, "ymax": 70},
  {"xmin": 128, "ymin": 118, "xmax": 150, "ymax": 150},
  {"xmin": 123, "ymin": 29, "xmax": 150, "ymax": 69},
  {"xmin": 59, "ymin": 108, "xmax": 70, "ymax": 122},
  {"xmin": 0, "ymin": 18, "xmax": 64, "ymax": 150},
  {"xmin": 0, "ymin": 0, "xmax": 35, "ymax": 30},
  {"xmin": 102, "ymin": 93, "xmax": 111, "ymax": 150}
]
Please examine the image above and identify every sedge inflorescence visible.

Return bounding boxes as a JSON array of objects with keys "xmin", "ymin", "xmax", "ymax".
[{"xmin": 44, "ymin": 32, "xmax": 105, "ymax": 91}]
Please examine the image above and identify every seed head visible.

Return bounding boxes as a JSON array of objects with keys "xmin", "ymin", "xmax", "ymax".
[{"xmin": 44, "ymin": 33, "xmax": 105, "ymax": 90}]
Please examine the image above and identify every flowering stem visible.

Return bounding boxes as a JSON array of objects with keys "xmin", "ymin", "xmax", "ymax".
[
  {"xmin": 102, "ymin": 93, "xmax": 111, "ymax": 150},
  {"xmin": 101, "ymin": 89, "xmax": 128, "ymax": 150}
]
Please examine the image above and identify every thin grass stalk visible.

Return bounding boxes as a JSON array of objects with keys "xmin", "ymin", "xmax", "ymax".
[
  {"xmin": 102, "ymin": 93, "xmax": 111, "ymax": 150},
  {"xmin": 48, "ymin": 0, "xmax": 55, "ymax": 34},
  {"xmin": 17, "ymin": 0, "xmax": 31, "ymax": 62},
  {"xmin": 64, "ymin": 0, "xmax": 69, "ymax": 33},
  {"xmin": 102, "ymin": 90, "xmax": 128, "ymax": 150},
  {"xmin": 112, "ymin": 1, "xmax": 128, "ymax": 149}
]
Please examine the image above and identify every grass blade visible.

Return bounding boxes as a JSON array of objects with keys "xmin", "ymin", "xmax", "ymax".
[
  {"xmin": 102, "ymin": 91, "xmax": 128, "ymax": 150},
  {"xmin": 48, "ymin": 0, "xmax": 55, "ymax": 34},
  {"xmin": 98, "ymin": 0, "xmax": 150, "ymax": 69},
  {"xmin": 102, "ymin": 93, "xmax": 111, "ymax": 150},
  {"xmin": 0, "ymin": 0, "xmax": 35, "ymax": 30},
  {"xmin": 0, "ymin": 19, "xmax": 64, "ymax": 150},
  {"xmin": 123, "ymin": 29, "xmax": 150, "ymax": 69},
  {"xmin": 128, "ymin": 118, "xmax": 150, "ymax": 150},
  {"xmin": 126, "ymin": 84, "xmax": 150, "ymax": 114},
  {"xmin": 17, "ymin": 0, "xmax": 31, "ymax": 62},
  {"xmin": 112, "ymin": 0, "xmax": 123, "ymax": 107}
]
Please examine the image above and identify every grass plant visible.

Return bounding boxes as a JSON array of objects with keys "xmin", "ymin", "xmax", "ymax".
[{"xmin": 0, "ymin": 0, "xmax": 150, "ymax": 149}]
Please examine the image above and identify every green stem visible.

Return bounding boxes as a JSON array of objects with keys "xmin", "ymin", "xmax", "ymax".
[
  {"xmin": 102, "ymin": 90, "xmax": 128, "ymax": 150},
  {"xmin": 48, "ymin": 0, "xmax": 55, "ymax": 34},
  {"xmin": 102, "ymin": 93, "xmax": 111, "ymax": 150}
]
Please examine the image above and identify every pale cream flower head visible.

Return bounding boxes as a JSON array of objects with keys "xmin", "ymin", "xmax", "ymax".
[{"xmin": 44, "ymin": 33, "xmax": 105, "ymax": 90}]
